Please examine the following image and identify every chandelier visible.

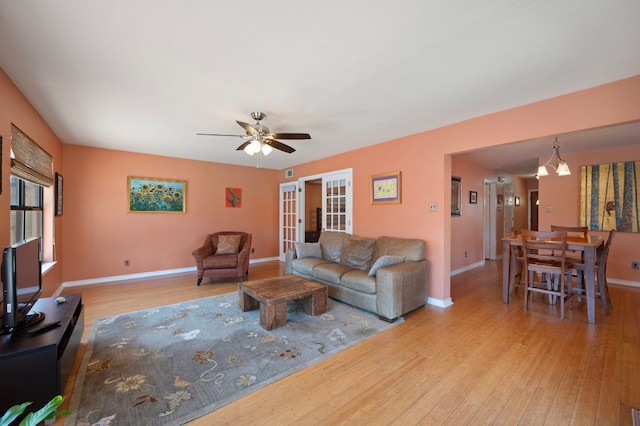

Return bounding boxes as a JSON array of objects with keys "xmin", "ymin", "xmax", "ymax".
[{"xmin": 537, "ymin": 138, "xmax": 570, "ymax": 177}]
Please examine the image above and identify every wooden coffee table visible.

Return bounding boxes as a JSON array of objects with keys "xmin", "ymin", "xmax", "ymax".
[{"xmin": 238, "ymin": 275, "xmax": 328, "ymax": 330}]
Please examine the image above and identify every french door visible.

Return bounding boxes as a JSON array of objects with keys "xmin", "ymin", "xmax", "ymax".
[
  {"xmin": 321, "ymin": 171, "xmax": 352, "ymax": 233},
  {"xmin": 279, "ymin": 182, "xmax": 298, "ymax": 261}
]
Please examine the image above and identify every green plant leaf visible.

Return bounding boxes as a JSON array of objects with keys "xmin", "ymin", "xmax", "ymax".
[
  {"xmin": 0, "ymin": 396, "xmax": 68, "ymax": 426},
  {"xmin": 0, "ymin": 402, "xmax": 31, "ymax": 426}
]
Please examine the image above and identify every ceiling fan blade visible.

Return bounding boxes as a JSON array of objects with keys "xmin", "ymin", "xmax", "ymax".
[
  {"xmin": 271, "ymin": 132, "xmax": 311, "ymax": 140},
  {"xmin": 236, "ymin": 141, "xmax": 251, "ymax": 151},
  {"xmin": 196, "ymin": 132, "xmax": 246, "ymax": 137},
  {"xmin": 265, "ymin": 138, "xmax": 295, "ymax": 153},
  {"xmin": 236, "ymin": 120, "xmax": 258, "ymax": 136}
]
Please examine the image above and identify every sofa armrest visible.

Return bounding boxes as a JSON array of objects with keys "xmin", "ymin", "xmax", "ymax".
[
  {"xmin": 285, "ymin": 247, "xmax": 298, "ymax": 274},
  {"xmin": 375, "ymin": 260, "xmax": 428, "ymax": 321}
]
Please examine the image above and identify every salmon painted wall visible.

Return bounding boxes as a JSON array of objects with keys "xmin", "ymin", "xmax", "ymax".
[
  {"xmin": 61, "ymin": 145, "xmax": 280, "ymax": 282},
  {"xmin": 537, "ymin": 143, "xmax": 640, "ymax": 283},
  {"xmin": 451, "ymin": 157, "xmax": 488, "ymax": 271},
  {"xmin": 0, "ymin": 67, "xmax": 63, "ymax": 296},
  {"xmin": 284, "ymin": 75, "xmax": 640, "ymax": 304}
]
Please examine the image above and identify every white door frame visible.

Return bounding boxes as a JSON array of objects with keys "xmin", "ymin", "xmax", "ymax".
[{"xmin": 280, "ymin": 168, "xmax": 353, "ymax": 257}]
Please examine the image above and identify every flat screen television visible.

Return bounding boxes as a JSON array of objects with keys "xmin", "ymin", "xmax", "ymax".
[{"xmin": 1, "ymin": 237, "xmax": 43, "ymax": 333}]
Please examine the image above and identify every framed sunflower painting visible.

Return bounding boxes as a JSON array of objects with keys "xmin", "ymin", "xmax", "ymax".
[{"xmin": 128, "ymin": 177, "xmax": 186, "ymax": 213}]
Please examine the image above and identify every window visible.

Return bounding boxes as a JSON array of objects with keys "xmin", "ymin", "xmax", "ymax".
[{"xmin": 10, "ymin": 175, "xmax": 43, "ymax": 244}]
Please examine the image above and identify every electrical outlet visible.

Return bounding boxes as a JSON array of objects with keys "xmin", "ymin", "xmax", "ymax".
[
  {"xmin": 546, "ymin": 206, "xmax": 552, "ymax": 213},
  {"xmin": 632, "ymin": 261, "xmax": 639, "ymax": 270},
  {"xmin": 429, "ymin": 202, "xmax": 438, "ymax": 212},
  {"xmin": 124, "ymin": 259, "xmax": 130, "ymax": 267}
]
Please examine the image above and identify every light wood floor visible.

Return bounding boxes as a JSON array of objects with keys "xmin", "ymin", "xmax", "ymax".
[{"xmin": 56, "ymin": 260, "xmax": 640, "ymax": 425}]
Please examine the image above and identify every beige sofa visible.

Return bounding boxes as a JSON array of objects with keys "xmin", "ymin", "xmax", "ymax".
[{"xmin": 285, "ymin": 231, "xmax": 428, "ymax": 321}]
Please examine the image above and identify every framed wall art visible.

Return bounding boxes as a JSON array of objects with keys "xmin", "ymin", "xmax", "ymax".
[
  {"xmin": 469, "ymin": 191, "xmax": 477, "ymax": 204},
  {"xmin": 451, "ymin": 176, "xmax": 461, "ymax": 216},
  {"xmin": 226, "ymin": 187, "xmax": 242, "ymax": 207},
  {"xmin": 128, "ymin": 177, "xmax": 186, "ymax": 213},
  {"xmin": 370, "ymin": 171, "xmax": 401, "ymax": 204},
  {"xmin": 55, "ymin": 173, "xmax": 63, "ymax": 216},
  {"xmin": 580, "ymin": 161, "xmax": 640, "ymax": 232}
]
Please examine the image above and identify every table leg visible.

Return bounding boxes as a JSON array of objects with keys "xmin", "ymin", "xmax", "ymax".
[
  {"xmin": 239, "ymin": 290, "xmax": 258, "ymax": 312},
  {"xmin": 502, "ymin": 239, "xmax": 511, "ymax": 303},
  {"xmin": 584, "ymin": 245, "xmax": 597, "ymax": 324},
  {"xmin": 260, "ymin": 301, "xmax": 288, "ymax": 330},
  {"xmin": 304, "ymin": 289, "xmax": 327, "ymax": 316}
]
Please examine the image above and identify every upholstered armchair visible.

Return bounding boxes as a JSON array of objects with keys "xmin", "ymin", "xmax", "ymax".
[{"xmin": 192, "ymin": 232, "xmax": 252, "ymax": 285}]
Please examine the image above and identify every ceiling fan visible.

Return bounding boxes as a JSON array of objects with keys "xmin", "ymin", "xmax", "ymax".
[{"xmin": 197, "ymin": 111, "xmax": 311, "ymax": 156}]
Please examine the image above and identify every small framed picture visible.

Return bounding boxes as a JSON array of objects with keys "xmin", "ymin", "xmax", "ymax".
[
  {"xmin": 469, "ymin": 191, "xmax": 477, "ymax": 204},
  {"xmin": 371, "ymin": 171, "xmax": 401, "ymax": 204},
  {"xmin": 55, "ymin": 173, "xmax": 63, "ymax": 216},
  {"xmin": 497, "ymin": 194, "xmax": 504, "ymax": 205}
]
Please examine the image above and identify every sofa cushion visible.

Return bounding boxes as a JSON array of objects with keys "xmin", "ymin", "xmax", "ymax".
[
  {"xmin": 313, "ymin": 263, "xmax": 353, "ymax": 285},
  {"xmin": 368, "ymin": 255, "xmax": 405, "ymax": 276},
  {"xmin": 216, "ymin": 234, "xmax": 242, "ymax": 254},
  {"xmin": 341, "ymin": 270, "xmax": 377, "ymax": 294},
  {"xmin": 294, "ymin": 242, "xmax": 322, "ymax": 259},
  {"xmin": 319, "ymin": 231, "xmax": 349, "ymax": 263},
  {"xmin": 203, "ymin": 254, "xmax": 238, "ymax": 269},
  {"xmin": 291, "ymin": 257, "xmax": 331, "ymax": 276},
  {"xmin": 340, "ymin": 237, "xmax": 375, "ymax": 270},
  {"xmin": 373, "ymin": 236, "xmax": 425, "ymax": 262}
]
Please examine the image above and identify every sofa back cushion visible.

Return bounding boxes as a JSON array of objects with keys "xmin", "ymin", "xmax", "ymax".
[
  {"xmin": 340, "ymin": 237, "xmax": 375, "ymax": 270},
  {"xmin": 319, "ymin": 231, "xmax": 349, "ymax": 263},
  {"xmin": 373, "ymin": 236, "xmax": 425, "ymax": 262}
]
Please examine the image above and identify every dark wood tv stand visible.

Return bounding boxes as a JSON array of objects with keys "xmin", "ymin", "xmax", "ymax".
[{"xmin": 0, "ymin": 294, "xmax": 84, "ymax": 414}]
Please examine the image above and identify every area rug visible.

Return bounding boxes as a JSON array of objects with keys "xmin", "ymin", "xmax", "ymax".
[{"xmin": 65, "ymin": 292, "xmax": 402, "ymax": 425}]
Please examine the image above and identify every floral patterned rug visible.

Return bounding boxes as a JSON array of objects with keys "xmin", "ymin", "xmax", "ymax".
[{"xmin": 65, "ymin": 292, "xmax": 402, "ymax": 425}]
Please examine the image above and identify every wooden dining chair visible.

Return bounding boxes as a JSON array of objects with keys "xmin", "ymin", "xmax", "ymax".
[
  {"xmin": 550, "ymin": 225, "xmax": 588, "ymax": 296},
  {"xmin": 508, "ymin": 228, "xmax": 524, "ymax": 295},
  {"xmin": 570, "ymin": 229, "xmax": 615, "ymax": 315},
  {"xmin": 521, "ymin": 229, "xmax": 573, "ymax": 319}
]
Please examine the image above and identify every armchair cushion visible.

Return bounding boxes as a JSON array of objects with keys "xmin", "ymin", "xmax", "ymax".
[{"xmin": 216, "ymin": 234, "xmax": 242, "ymax": 254}]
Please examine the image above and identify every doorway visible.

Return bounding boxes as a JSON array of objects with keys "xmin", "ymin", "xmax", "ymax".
[
  {"xmin": 529, "ymin": 189, "xmax": 539, "ymax": 230},
  {"xmin": 278, "ymin": 168, "xmax": 353, "ymax": 261}
]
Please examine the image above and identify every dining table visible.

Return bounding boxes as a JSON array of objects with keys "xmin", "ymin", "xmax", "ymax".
[{"xmin": 502, "ymin": 233, "xmax": 604, "ymax": 324}]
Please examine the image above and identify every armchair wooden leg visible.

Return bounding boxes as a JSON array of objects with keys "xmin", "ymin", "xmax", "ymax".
[{"xmin": 197, "ymin": 278, "xmax": 202, "ymax": 286}]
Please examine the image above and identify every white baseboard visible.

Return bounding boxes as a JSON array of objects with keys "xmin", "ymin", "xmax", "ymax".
[
  {"xmin": 62, "ymin": 257, "xmax": 279, "ymax": 288},
  {"xmin": 450, "ymin": 260, "xmax": 486, "ymax": 276},
  {"xmin": 427, "ymin": 297, "xmax": 453, "ymax": 308},
  {"xmin": 608, "ymin": 278, "xmax": 640, "ymax": 288}
]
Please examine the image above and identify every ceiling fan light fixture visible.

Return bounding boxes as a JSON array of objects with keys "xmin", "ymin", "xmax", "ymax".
[
  {"xmin": 244, "ymin": 139, "xmax": 262, "ymax": 155},
  {"xmin": 261, "ymin": 143, "xmax": 273, "ymax": 156}
]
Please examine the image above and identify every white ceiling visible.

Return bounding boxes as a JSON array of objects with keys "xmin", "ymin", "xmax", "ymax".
[{"xmin": 1, "ymin": 1, "xmax": 639, "ymax": 171}]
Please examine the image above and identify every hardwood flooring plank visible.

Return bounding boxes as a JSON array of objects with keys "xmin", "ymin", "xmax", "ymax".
[{"xmin": 51, "ymin": 260, "xmax": 640, "ymax": 425}]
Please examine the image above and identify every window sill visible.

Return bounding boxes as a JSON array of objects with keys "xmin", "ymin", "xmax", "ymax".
[{"xmin": 42, "ymin": 261, "xmax": 57, "ymax": 276}]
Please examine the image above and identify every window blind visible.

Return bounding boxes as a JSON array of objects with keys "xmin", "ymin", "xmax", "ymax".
[{"xmin": 10, "ymin": 123, "xmax": 54, "ymax": 187}]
